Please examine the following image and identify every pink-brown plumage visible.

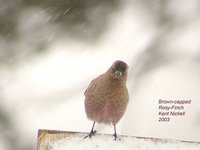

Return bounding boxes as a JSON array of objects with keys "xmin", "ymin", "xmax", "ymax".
[{"xmin": 84, "ymin": 60, "xmax": 129, "ymax": 140}]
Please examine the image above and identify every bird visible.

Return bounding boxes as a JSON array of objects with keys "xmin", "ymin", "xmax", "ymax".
[{"xmin": 84, "ymin": 60, "xmax": 129, "ymax": 140}]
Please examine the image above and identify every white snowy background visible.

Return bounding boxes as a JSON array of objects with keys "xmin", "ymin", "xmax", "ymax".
[{"xmin": 0, "ymin": 0, "xmax": 200, "ymax": 150}]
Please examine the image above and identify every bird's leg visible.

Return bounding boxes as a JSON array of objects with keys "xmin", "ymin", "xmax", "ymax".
[
  {"xmin": 84, "ymin": 122, "xmax": 96, "ymax": 139},
  {"xmin": 113, "ymin": 124, "xmax": 121, "ymax": 141},
  {"xmin": 88, "ymin": 121, "xmax": 96, "ymax": 137}
]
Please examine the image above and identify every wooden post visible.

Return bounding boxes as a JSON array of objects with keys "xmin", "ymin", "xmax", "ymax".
[{"xmin": 37, "ymin": 129, "xmax": 200, "ymax": 150}]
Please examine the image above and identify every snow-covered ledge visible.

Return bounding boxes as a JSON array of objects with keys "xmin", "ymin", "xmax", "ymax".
[{"xmin": 37, "ymin": 129, "xmax": 200, "ymax": 150}]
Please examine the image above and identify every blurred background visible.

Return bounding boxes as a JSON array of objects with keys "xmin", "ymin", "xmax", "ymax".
[{"xmin": 1, "ymin": 0, "xmax": 200, "ymax": 149}]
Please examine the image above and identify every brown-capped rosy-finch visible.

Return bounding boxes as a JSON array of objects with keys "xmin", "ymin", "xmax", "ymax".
[{"xmin": 84, "ymin": 60, "xmax": 129, "ymax": 140}]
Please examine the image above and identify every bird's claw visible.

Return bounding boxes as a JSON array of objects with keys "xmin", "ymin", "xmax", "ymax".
[
  {"xmin": 84, "ymin": 130, "xmax": 97, "ymax": 139},
  {"xmin": 114, "ymin": 133, "xmax": 121, "ymax": 141}
]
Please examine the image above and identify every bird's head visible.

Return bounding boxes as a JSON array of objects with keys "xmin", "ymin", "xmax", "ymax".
[{"xmin": 110, "ymin": 60, "xmax": 128, "ymax": 80}]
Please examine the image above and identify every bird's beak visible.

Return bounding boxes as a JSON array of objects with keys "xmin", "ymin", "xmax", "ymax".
[{"xmin": 113, "ymin": 70, "xmax": 122, "ymax": 79}]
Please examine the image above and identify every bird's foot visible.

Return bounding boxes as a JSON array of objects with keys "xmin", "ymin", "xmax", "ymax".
[
  {"xmin": 113, "ymin": 133, "xmax": 121, "ymax": 141},
  {"xmin": 84, "ymin": 130, "xmax": 97, "ymax": 139}
]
